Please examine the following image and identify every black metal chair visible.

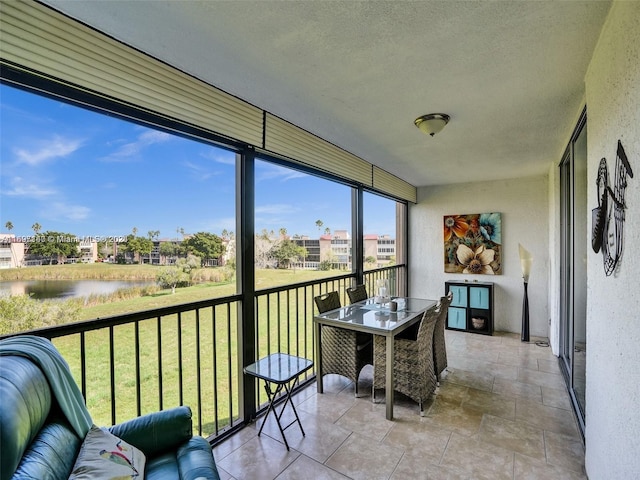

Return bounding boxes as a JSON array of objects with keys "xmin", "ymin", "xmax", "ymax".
[{"xmin": 314, "ymin": 291, "xmax": 373, "ymax": 396}]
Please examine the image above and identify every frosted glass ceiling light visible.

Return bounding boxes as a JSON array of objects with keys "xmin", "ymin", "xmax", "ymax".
[{"xmin": 414, "ymin": 113, "xmax": 450, "ymax": 137}]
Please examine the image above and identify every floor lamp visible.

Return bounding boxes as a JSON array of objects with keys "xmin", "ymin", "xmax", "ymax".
[{"xmin": 519, "ymin": 244, "xmax": 533, "ymax": 342}]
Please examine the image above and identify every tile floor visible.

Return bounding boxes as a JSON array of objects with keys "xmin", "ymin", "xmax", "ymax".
[{"xmin": 213, "ymin": 331, "xmax": 586, "ymax": 479}]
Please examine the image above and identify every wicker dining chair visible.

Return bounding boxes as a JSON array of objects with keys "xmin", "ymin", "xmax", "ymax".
[
  {"xmin": 433, "ymin": 292, "xmax": 453, "ymax": 383},
  {"xmin": 372, "ymin": 305, "xmax": 439, "ymax": 415},
  {"xmin": 346, "ymin": 284, "xmax": 368, "ymax": 304},
  {"xmin": 314, "ymin": 291, "xmax": 373, "ymax": 396}
]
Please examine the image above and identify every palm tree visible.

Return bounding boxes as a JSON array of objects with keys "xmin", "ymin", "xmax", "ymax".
[
  {"xmin": 32, "ymin": 222, "xmax": 42, "ymax": 234},
  {"xmin": 5, "ymin": 221, "xmax": 13, "ymax": 233}
]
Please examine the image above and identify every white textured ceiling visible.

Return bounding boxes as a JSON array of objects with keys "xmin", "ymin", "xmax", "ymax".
[{"xmin": 43, "ymin": 0, "xmax": 611, "ymax": 187}]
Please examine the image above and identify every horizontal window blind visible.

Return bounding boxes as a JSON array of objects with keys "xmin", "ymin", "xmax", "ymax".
[
  {"xmin": 264, "ymin": 114, "xmax": 373, "ymax": 187},
  {"xmin": 0, "ymin": 0, "xmax": 263, "ymax": 146},
  {"xmin": 372, "ymin": 166, "xmax": 417, "ymax": 204},
  {"xmin": 1, "ymin": 1, "xmax": 417, "ymax": 202}
]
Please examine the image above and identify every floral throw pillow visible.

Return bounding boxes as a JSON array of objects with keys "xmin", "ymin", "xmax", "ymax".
[{"xmin": 68, "ymin": 425, "xmax": 146, "ymax": 479}]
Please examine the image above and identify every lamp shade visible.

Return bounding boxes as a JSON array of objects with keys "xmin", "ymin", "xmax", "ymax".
[
  {"xmin": 519, "ymin": 244, "xmax": 533, "ymax": 282},
  {"xmin": 414, "ymin": 113, "xmax": 450, "ymax": 136}
]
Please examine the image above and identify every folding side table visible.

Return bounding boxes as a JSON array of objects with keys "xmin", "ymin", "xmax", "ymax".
[{"xmin": 244, "ymin": 353, "xmax": 313, "ymax": 450}]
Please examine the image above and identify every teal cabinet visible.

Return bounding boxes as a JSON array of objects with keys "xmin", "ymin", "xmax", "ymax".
[
  {"xmin": 469, "ymin": 287, "xmax": 490, "ymax": 309},
  {"xmin": 449, "ymin": 285, "xmax": 468, "ymax": 307},
  {"xmin": 448, "ymin": 307, "xmax": 467, "ymax": 329},
  {"xmin": 445, "ymin": 281, "xmax": 494, "ymax": 335}
]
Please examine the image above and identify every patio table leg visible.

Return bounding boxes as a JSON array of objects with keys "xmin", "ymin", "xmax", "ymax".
[
  {"xmin": 315, "ymin": 322, "xmax": 323, "ymax": 393},
  {"xmin": 258, "ymin": 377, "xmax": 305, "ymax": 451},
  {"xmin": 385, "ymin": 334, "xmax": 394, "ymax": 420}
]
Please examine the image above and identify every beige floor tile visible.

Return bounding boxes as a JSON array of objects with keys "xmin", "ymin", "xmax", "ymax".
[
  {"xmin": 325, "ymin": 433, "xmax": 404, "ymax": 480},
  {"xmin": 390, "ymin": 452, "xmax": 468, "ymax": 479},
  {"xmin": 461, "ymin": 387, "xmax": 517, "ymax": 420},
  {"xmin": 443, "ymin": 367, "xmax": 495, "ymax": 392},
  {"xmin": 320, "ymin": 373, "xmax": 356, "ymax": 394},
  {"xmin": 541, "ymin": 385, "xmax": 572, "ymax": 410},
  {"xmin": 486, "ymin": 361, "xmax": 520, "ymax": 380},
  {"xmin": 257, "ymin": 409, "xmax": 351, "ymax": 462},
  {"xmin": 514, "ymin": 452, "xmax": 587, "ymax": 479},
  {"xmin": 297, "ymin": 390, "xmax": 357, "ymax": 423},
  {"xmin": 515, "ymin": 398, "xmax": 580, "ymax": 438},
  {"xmin": 422, "ymin": 397, "xmax": 484, "ymax": 436},
  {"xmin": 537, "ymin": 358, "xmax": 561, "ymax": 374},
  {"xmin": 382, "ymin": 417, "xmax": 452, "ymax": 463},
  {"xmin": 275, "ymin": 454, "xmax": 351, "ymax": 480},
  {"xmin": 517, "ymin": 368, "xmax": 566, "ymax": 390},
  {"xmin": 434, "ymin": 382, "xmax": 469, "ymax": 406},
  {"xmin": 440, "ymin": 432, "xmax": 514, "ymax": 480},
  {"xmin": 212, "ymin": 426, "xmax": 258, "ymax": 460},
  {"xmin": 453, "ymin": 346, "xmax": 500, "ymax": 363},
  {"xmin": 448, "ymin": 357, "xmax": 518, "ymax": 381},
  {"xmin": 544, "ymin": 430, "xmax": 586, "ymax": 474},
  {"xmin": 335, "ymin": 397, "xmax": 394, "ymax": 441},
  {"xmin": 496, "ymin": 352, "xmax": 540, "ymax": 370},
  {"xmin": 213, "ymin": 330, "xmax": 585, "ymax": 479},
  {"xmin": 216, "ymin": 435, "xmax": 300, "ymax": 480},
  {"xmin": 493, "ymin": 376, "xmax": 543, "ymax": 402},
  {"xmin": 479, "ymin": 414, "xmax": 545, "ymax": 460},
  {"xmin": 215, "ymin": 465, "xmax": 236, "ymax": 480}
]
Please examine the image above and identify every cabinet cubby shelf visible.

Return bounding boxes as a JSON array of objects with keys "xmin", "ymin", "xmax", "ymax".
[{"xmin": 445, "ymin": 281, "xmax": 494, "ymax": 335}]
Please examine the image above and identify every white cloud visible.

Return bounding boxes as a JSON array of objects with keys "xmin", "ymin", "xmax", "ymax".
[
  {"xmin": 201, "ymin": 217, "xmax": 236, "ymax": 233},
  {"xmin": 44, "ymin": 202, "xmax": 91, "ymax": 222},
  {"xmin": 257, "ymin": 164, "xmax": 307, "ymax": 182},
  {"xmin": 14, "ymin": 135, "xmax": 82, "ymax": 165},
  {"xmin": 182, "ymin": 160, "xmax": 218, "ymax": 180},
  {"xmin": 2, "ymin": 177, "xmax": 57, "ymax": 198},
  {"xmin": 101, "ymin": 129, "xmax": 172, "ymax": 161},
  {"xmin": 255, "ymin": 203, "xmax": 300, "ymax": 215},
  {"xmin": 201, "ymin": 150, "xmax": 236, "ymax": 165}
]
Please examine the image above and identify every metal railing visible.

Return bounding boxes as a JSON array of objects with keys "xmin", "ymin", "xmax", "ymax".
[{"xmin": 1, "ymin": 264, "xmax": 406, "ymax": 444}]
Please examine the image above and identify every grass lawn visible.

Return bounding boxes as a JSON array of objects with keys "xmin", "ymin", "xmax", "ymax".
[{"xmin": 5, "ymin": 264, "xmax": 348, "ymax": 436}]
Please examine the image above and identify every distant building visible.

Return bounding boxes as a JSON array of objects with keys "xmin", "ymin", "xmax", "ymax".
[
  {"xmin": 78, "ymin": 239, "xmax": 98, "ymax": 263},
  {"xmin": 294, "ymin": 230, "xmax": 396, "ymax": 270},
  {"xmin": 0, "ymin": 234, "xmax": 25, "ymax": 269}
]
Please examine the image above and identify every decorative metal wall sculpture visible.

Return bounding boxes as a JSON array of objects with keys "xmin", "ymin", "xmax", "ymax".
[{"xmin": 591, "ymin": 140, "xmax": 634, "ymax": 276}]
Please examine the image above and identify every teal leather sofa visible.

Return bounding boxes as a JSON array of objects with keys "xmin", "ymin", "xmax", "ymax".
[{"xmin": 0, "ymin": 337, "xmax": 220, "ymax": 480}]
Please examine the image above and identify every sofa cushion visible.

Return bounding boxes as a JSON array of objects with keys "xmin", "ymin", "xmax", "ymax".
[
  {"xmin": 68, "ymin": 425, "xmax": 146, "ymax": 480},
  {"xmin": 11, "ymin": 420, "xmax": 81, "ymax": 480},
  {"xmin": 0, "ymin": 356, "xmax": 53, "ymax": 479}
]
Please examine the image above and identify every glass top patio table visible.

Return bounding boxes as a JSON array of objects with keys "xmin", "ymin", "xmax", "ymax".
[
  {"xmin": 314, "ymin": 297, "xmax": 436, "ymax": 333},
  {"xmin": 244, "ymin": 353, "xmax": 313, "ymax": 450},
  {"xmin": 244, "ymin": 353, "xmax": 313, "ymax": 384},
  {"xmin": 314, "ymin": 296, "xmax": 437, "ymax": 420}
]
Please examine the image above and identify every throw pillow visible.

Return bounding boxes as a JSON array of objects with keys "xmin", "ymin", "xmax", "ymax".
[{"xmin": 69, "ymin": 425, "xmax": 146, "ymax": 479}]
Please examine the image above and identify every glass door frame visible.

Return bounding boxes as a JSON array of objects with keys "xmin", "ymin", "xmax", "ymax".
[{"xmin": 558, "ymin": 107, "xmax": 587, "ymax": 437}]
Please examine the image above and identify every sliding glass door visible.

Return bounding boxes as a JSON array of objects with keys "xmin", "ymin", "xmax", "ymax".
[{"xmin": 559, "ymin": 109, "xmax": 587, "ymax": 435}]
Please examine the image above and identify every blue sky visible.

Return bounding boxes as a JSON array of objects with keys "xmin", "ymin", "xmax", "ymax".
[{"xmin": 1, "ymin": 84, "xmax": 396, "ymax": 240}]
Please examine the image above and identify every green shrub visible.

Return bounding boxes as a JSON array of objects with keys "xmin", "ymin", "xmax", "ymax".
[
  {"xmin": 82, "ymin": 285, "xmax": 160, "ymax": 306},
  {"xmin": 190, "ymin": 267, "xmax": 234, "ymax": 284},
  {"xmin": 0, "ymin": 294, "xmax": 81, "ymax": 335}
]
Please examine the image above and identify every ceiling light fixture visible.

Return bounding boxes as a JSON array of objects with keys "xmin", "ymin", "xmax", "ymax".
[{"xmin": 414, "ymin": 113, "xmax": 450, "ymax": 137}]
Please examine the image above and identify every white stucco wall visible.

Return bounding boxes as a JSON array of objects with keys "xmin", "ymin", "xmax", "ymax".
[
  {"xmin": 409, "ymin": 175, "xmax": 550, "ymax": 337},
  {"xmin": 547, "ymin": 161, "xmax": 561, "ymax": 355},
  {"xmin": 584, "ymin": 2, "xmax": 640, "ymax": 478}
]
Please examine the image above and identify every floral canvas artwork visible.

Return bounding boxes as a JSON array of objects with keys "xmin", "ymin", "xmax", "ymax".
[{"xmin": 444, "ymin": 213, "xmax": 502, "ymax": 274}]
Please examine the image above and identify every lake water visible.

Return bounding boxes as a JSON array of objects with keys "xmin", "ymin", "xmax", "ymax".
[{"xmin": 0, "ymin": 279, "xmax": 154, "ymax": 300}]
